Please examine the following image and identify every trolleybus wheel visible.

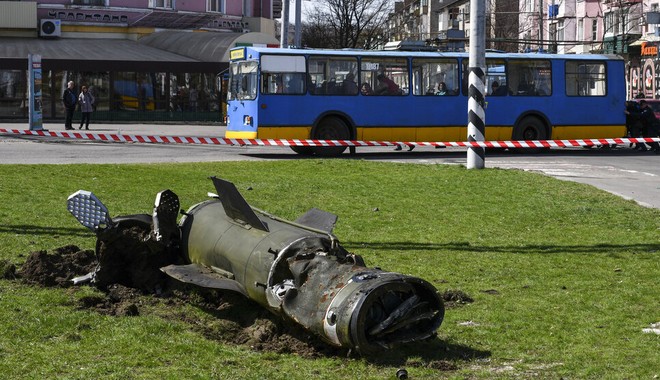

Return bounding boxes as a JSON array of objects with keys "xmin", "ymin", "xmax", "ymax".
[
  {"xmin": 513, "ymin": 116, "xmax": 547, "ymax": 153},
  {"xmin": 312, "ymin": 117, "xmax": 349, "ymax": 157}
]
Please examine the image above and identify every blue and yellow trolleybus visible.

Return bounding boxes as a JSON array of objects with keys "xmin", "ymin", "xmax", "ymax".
[{"xmin": 225, "ymin": 46, "xmax": 626, "ymax": 156}]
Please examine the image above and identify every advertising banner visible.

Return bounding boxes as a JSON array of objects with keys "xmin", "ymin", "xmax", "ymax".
[{"xmin": 28, "ymin": 54, "xmax": 43, "ymax": 131}]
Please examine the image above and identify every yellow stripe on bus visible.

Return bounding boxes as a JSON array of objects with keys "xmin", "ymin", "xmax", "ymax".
[
  {"xmin": 256, "ymin": 127, "xmax": 313, "ymax": 139},
  {"xmin": 232, "ymin": 125, "xmax": 626, "ymax": 142},
  {"xmin": 552, "ymin": 125, "xmax": 626, "ymax": 139},
  {"xmin": 225, "ymin": 131, "xmax": 258, "ymax": 139}
]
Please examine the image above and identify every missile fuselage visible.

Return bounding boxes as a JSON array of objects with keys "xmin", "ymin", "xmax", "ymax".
[{"xmin": 69, "ymin": 177, "xmax": 444, "ymax": 354}]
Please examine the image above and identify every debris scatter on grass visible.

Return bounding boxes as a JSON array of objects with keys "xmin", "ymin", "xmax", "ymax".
[
  {"xmin": 15, "ymin": 233, "xmax": 471, "ymax": 366},
  {"xmin": 15, "ymin": 243, "xmax": 345, "ymax": 358}
]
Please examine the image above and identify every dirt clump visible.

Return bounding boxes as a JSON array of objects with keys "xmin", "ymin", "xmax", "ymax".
[
  {"xmin": 77, "ymin": 284, "xmax": 144, "ymax": 317},
  {"xmin": 93, "ymin": 222, "xmax": 182, "ymax": 293},
  {"xmin": 19, "ymin": 245, "xmax": 96, "ymax": 287},
  {"xmin": 441, "ymin": 289, "xmax": 474, "ymax": 307},
  {"xmin": 0, "ymin": 259, "xmax": 17, "ymax": 279},
  {"xmin": 169, "ymin": 287, "xmax": 337, "ymax": 358}
]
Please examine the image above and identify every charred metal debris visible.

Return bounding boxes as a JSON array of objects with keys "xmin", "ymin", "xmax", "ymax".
[{"xmin": 67, "ymin": 177, "xmax": 445, "ymax": 354}]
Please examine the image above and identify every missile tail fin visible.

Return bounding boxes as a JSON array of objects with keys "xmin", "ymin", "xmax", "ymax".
[
  {"xmin": 210, "ymin": 177, "xmax": 268, "ymax": 232},
  {"xmin": 161, "ymin": 263, "xmax": 248, "ymax": 296},
  {"xmin": 294, "ymin": 208, "xmax": 338, "ymax": 233}
]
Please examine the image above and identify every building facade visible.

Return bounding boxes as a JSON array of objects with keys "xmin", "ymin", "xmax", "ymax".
[
  {"xmin": 0, "ymin": 0, "xmax": 280, "ymax": 122},
  {"xmin": 386, "ymin": 0, "xmax": 660, "ymax": 99}
]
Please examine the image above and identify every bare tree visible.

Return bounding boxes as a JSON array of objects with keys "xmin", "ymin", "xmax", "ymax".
[
  {"xmin": 302, "ymin": 0, "xmax": 391, "ymax": 49},
  {"xmin": 301, "ymin": 11, "xmax": 335, "ymax": 48},
  {"xmin": 490, "ymin": 0, "xmax": 521, "ymax": 52},
  {"xmin": 599, "ymin": 0, "xmax": 643, "ymax": 54}
]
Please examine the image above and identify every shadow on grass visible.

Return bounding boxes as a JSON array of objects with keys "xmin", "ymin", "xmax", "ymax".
[
  {"xmin": 182, "ymin": 288, "xmax": 489, "ymax": 369},
  {"xmin": 344, "ymin": 241, "xmax": 660, "ymax": 255},
  {"xmin": 362, "ymin": 338, "xmax": 490, "ymax": 369},
  {"xmin": 0, "ymin": 224, "xmax": 90, "ymax": 237}
]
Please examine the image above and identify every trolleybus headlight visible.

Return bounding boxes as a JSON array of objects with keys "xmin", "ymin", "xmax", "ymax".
[{"xmin": 243, "ymin": 115, "xmax": 252, "ymax": 126}]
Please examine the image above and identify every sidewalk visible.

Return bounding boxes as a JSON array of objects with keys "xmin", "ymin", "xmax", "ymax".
[{"xmin": 0, "ymin": 122, "xmax": 227, "ymax": 137}]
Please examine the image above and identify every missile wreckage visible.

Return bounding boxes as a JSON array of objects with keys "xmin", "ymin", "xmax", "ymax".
[{"xmin": 67, "ymin": 177, "xmax": 444, "ymax": 354}]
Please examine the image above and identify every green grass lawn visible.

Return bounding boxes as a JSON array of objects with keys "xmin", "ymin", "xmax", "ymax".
[{"xmin": 0, "ymin": 160, "xmax": 658, "ymax": 379}]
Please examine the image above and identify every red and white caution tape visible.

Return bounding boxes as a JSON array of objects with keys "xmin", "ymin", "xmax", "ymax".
[{"xmin": 1, "ymin": 128, "xmax": 659, "ymax": 149}]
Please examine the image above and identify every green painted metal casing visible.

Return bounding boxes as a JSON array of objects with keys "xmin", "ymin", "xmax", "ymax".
[
  {"xmin": 179, "ymin": 199, "xmax": 325, "ymax": 307},
  {"xmin": 178, "ymin": 196, "xmax": 444, "ymax": 353}
]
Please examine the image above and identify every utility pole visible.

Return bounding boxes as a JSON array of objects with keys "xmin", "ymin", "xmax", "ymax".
[
  {"xmin": 294, "ymin": 0, "xmax": 302, "ymax": 47},
  {"xmin": 280, "ymin": 0, "xmax": 290, "ymax": 48},
  {"xmin": 538, "ymin": 0, "xmax": 544, "ymax": 51},
  {"xmin": 467, "ymin": 0, "xmax": 486, "ymax": 169}
]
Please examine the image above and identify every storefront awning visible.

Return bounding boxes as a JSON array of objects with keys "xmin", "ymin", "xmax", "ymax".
[
  {"xmin": 0, "ymin": 37, "xmax": 219, "ymax": 72},
  {"xmin": 630, "ymin": 35, "xmax": 660, "ymax": 46},
  {"xmin": 138, "ymin": 31, "xmax": 279, "ymax": 63}
]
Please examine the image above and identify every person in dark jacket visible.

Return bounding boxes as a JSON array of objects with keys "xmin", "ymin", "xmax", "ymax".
[
  {"xmin": 62, "ymin": 81, "xmax": 77, "ymax": 130},
  {"xmin": 638, "ymin": 100, "xmax": 660, "ymax": 152},
  {"xmin": 625, "ymin": 101, "xmax": 644, "ymax": 149}
]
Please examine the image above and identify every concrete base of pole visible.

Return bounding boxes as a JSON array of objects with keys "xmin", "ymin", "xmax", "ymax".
[{"xmin": 467, "ymin": 147, "xmax": 485, "ymax": 169}]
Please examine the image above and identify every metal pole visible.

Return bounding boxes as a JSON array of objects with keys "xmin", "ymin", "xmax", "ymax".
[
  {"xmin": 280, "ymin": 0, "xmax": 290, "ymax": 48},
  {"xmin": 467, "ymin": 0, "xmax": 486, "ymax": 169},
  {"xmin": 538, "ymin": 0, "xmax": 544, "ymax": 51},
  {"xmin": 294, "ymin": 0, "xmax": 302, "ymax": 47}
]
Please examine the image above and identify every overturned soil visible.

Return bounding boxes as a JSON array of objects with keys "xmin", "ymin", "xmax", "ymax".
[
  {"xmin": 15, "ymin": 225, "xmax": 474, "ymax": 367},
  {"xmin": 20, "ymin": 245, "xmax": 97, "ymax": 287},
  {"xmin": 16, "ymin": 242, "xmax": 340, "ymax": 359}
]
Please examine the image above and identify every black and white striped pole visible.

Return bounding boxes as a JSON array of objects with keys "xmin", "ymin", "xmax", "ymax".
[{"xmin": 467, "ymin": 0, "xmax": 486, "ymax": 169}]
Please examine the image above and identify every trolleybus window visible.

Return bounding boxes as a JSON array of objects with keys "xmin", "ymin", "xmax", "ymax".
[
  {"xmin": 260, "ymin": 55, "xmax": 306, "ymax": 95},
  {"xmin": 486, "ymin": 59, "xmax": 507, "ymax": 96},
  {"xmin": 566, "ymin": 61, "xmax": 606, "ymax": 96},
  {"xmin": 412, "ymin": 58, "xmax": 459, "ymax": 96},
  {"xmin": 462, "ymin": 59, "xmax": 508, "ymax": 96},
  {"xmin": 360, "ymin": 57, "xmax": 409, "ymax": 96},
  {"xmin": 308, "ymin": 56, "xmax": 359, "ymax": 95},
  {"xmin": 509, "ymin": 59, "xmax": 552, "ymax": 96},
  {"xmin": 228, "ymin": 61, "xmax": 257, "ymax": 100}
]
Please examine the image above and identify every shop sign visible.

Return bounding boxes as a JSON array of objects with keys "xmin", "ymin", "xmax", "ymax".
[{"xmin": 641, "ymin": 42, "xmax": 658, "ymax": 57}]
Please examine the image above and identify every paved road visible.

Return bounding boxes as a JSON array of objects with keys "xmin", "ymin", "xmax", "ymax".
[{"xmin": 2, "ymin": 122, "xmax": 659, "ymax": 208}]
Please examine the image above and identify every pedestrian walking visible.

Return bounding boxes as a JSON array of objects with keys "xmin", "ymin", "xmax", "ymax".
[
  {"xmin": 78, "ymin": 85, "xmax": 95, "ymax": 130},
  {"xmin": 62, "ymin": 81, "xmax": 77, "ymax": 130}
]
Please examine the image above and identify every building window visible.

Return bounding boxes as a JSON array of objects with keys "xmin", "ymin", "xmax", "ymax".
[
  {"xmin": 208, "ymin": 0, "xmax": 224, "ymax": 13},
  {"xmin": 577, "ymin": 19, "xmax": 583, "ymax": 41},
  {"xmin": 149, "ymin": 0, "xmax": 174, "ymax": 9},
  {"xmin": 557, "ymin": 20, "xmax": 564, "ymax": 41},
  {"xmin": 72, "ymin": 0, "xmax": 107, "ymax": 5},
  {"xmin": 592, "ymin": 19, "xmax": 597, "ymax": 41},
  {"xmin": 0, "ymin": 70, "xmax": 27, "ymax": 119},
  {"xmin": 605, "ymin": 10, "xmax": 622, "ymax": 35}
]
